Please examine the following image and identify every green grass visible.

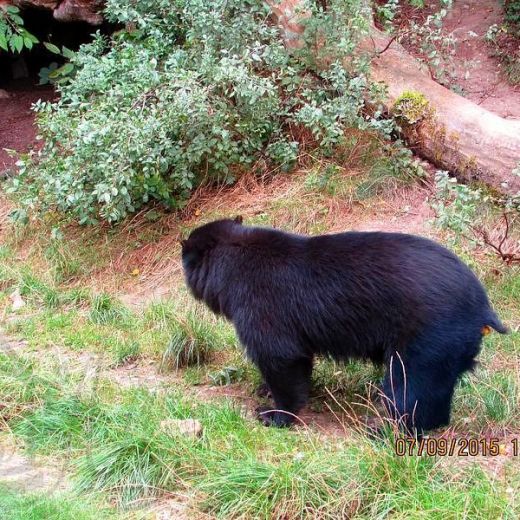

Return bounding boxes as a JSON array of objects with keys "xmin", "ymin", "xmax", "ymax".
[
  {"xmin": 89, "ymin": 293, "xmax": 131, "ymax": 326},
  {"xmin": 1, "ymin": 351, "xmax": 518, "ymax": 517},
  {"xmin": 0, "ymin": 485, "xmax": 115, "ymax": 520},
  {"xmin": 4, "ymin": 292, "xmax": 236, "ymax": 370},
  {"xmin": 454, "ymin": 369, "xmax": 520, "ymax": 429}
]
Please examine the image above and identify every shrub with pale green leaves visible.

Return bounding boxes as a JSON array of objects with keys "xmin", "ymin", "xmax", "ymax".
[{"xmin": 8, "ymin": 0, "xmax": 393, "ymax": 224}]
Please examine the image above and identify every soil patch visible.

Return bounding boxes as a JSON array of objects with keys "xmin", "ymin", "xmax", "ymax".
[
  {"xmin": 443, "ymin": 0, "xmax": 520, "ymax": 118},
  {"xmin": 0, "ymin": 436, "xmax": 70, "ymax": 494},
  {"xmin": 0, "ymin": 82, "xmax": 55, "ymax": 173}
]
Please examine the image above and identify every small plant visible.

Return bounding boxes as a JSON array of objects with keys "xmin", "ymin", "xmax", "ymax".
[
  {"xmin": 45, "ymin": 240, "xmax": 82, "ymax": 283},
  {"xmin": 18, "ymin": 269, "xmax": 61, "ymax": 308},
  {"xmin": 209, "ymin": 366, "xmax": 245, "ymax": 386},
  {"xmin": 304, "ymin": 163, "xmax": 344, "ymax": 195},
  {"xmin": 380, "ymin": 1, "xmax": 457, "ymax": 86},
  {"xmin": 505, "ymin": 0, "xmax": 520, "ymax": 27},
  {"xmin": 485, "ymin": 3, "xmax": 520, "ymax": 86},
  {"xmin": 112, "ymin": 340, "xmax": 140, "ymax": 367},
  {"xmin": 0, "ymin": 5, "xmax": 38, "ymax": 53},
  {"xmin": 431, "ymin": 171, "xmax": 520, "ymax": 264},
  {"xmin": 392, "ymin": 90, "xmax": 433, "ymax": 125},
  {"xmin": 376, "ymin": 0, "xmax": 401, "ymax": 28},
  {"xmin": 430, "ymin": 171, "xmax": 484, "ymax": 235},
  {"xmin": 39, "ymin": 43, "xmax": 77, "ymax": 85}
]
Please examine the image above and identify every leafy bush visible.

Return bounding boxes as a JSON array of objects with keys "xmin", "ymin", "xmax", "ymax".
[
  {"xmin": 8, "ymin": 0, "xmax": 392, "ymax": 224},
  {"xmin": 0, "ymin": 5, "xmax": 38, "ymax": 53},
  {"xmin": 505, "ymin": 0, "xmax": 520, "ymax": 26},
  {"xmin": 430, "ymin": 170, "xmax": 486, "ymax": 235}
]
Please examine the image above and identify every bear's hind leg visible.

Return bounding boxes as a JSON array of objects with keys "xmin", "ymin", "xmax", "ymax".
[
  {"xmin": 382, "ymin": 352, "xmax": 458, "ymax": 435},
  {"xmin": 256, "ymin": 356, "xmax": 313, "ymax": 427}
]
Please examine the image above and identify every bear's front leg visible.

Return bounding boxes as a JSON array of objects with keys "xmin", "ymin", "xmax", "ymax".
[{"xmin": 255, "ymin": 356, "xmax": 313, "ymax": 427}]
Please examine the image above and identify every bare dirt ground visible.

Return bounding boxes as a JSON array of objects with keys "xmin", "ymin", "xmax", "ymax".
[
  {"xmin": 443, "ymin": 0, "xmax": 520, "ymax": 119},
  {"xmin": 0, "ymin": 442, "xmax": 70, "ymax": 494},
  {"xmin": 0, "ymin": 82, "xmax": 54, "ymax": 173}
]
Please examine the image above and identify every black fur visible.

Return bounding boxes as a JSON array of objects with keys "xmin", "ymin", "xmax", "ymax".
[{"xmin": 182, "ymin": 218, "xmax": 508, "ymax": 433}]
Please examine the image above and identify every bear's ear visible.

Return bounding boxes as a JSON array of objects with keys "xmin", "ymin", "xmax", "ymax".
[{"xmin": 234, "ymin": 215, "xmax": 243, "ymax": 224}]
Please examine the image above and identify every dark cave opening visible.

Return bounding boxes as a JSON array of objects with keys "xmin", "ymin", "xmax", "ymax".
[{"xmin": 1, "ymin": 7, "xmax": 114, "ymax": 87}]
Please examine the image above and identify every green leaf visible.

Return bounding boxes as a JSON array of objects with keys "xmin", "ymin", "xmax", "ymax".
[
  {"xmin": 61, "ymin": 46, "xmax": 75, "ymax": 59},
  {"xmin": 5, "ymin": 6, "xmax": 20, "ymax": 14},
  {"xmin": 12, "ymin": 34, "xmax": 23, "ymax": 53},
  {"xmin": 23, "ymin": 37, "xmax": 33, "ymax": 50},
  {"xmin": 44, "ymin": 42, "xmax": 62, "ymax": 55},
  {"xmin": 0, "ymin": 33, "xmax": 7, "ymax": 52},
  {"xmin": 11, "ymin": 14, "xmax": 24, "ymax": 26},
  {"xmin": 57, "ymin": 62, "xmax": 75, "ymax": 75}
]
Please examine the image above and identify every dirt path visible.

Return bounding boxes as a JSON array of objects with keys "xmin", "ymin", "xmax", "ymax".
[
  {"xmin": 443, "ymin": 0, "xmax": 520, "ymax": 119},
  {"xmin": 0, "ymin": 443, "xmax": 70, "ymax": 494}
]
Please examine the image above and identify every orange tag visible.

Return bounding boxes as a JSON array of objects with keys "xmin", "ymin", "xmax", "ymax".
[{"xmin": 481, "ymin": 326, "xmax": 492, "ymax": 336}]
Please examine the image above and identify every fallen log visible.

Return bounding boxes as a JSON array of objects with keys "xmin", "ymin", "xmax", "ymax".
[{"xmin": 269, "ymin": 0, "xmax": 520, "ymax": 195}]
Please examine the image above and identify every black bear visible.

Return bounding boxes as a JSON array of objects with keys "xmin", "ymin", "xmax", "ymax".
[{"xmin": 181, "ymin": 217, "xmax": 507, "ymax": 433}]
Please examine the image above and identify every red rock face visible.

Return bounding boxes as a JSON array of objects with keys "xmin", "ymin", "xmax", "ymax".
[
  {"xmin": 12, "ymin": 0, "xmax": 104, "ymax": 25},
  {"xmin": 13, "ymin": 0, "xmax": 60, "ymax": 10},
  {"xmin": 53, "ymin": 0, "xmax": 104, "ymax": 25}
]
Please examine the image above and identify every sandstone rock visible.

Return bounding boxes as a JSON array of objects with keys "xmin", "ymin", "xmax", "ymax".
[
  {"xmin": 9, "ymin": 289, "xmax": 25, "ymax": 311},
  {"xmin": 12, "ymin": 0, "xmax": 104, "ymax": 25},
  {"xmin": 13, "ymin": 0, "xmax": 58, "ymax": 10},
  {"xmin": 53, "ymin": 0, "xmax": 104, "ymax": 25},
  {"xmin": 159, "ymin": 419, "xmax": 203, "ymax": 440}
]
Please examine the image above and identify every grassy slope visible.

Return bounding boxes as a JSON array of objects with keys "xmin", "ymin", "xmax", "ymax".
[{"xmin": 0, "ymin": 171, "xmax": 519, "ymax": 519}]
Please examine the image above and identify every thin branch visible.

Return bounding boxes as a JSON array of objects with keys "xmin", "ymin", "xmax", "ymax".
[{"xmin": 376, "ymin": 34, "xmax": 399, "ymax": 56}]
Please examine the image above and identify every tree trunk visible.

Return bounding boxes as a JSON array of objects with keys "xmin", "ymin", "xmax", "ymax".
[{"xmin": 269, "ymin": 0, "xmax": 520, "ymax": 195}]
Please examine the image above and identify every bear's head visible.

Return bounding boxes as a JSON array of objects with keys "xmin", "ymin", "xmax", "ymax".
[{"xmin": 181, "ymin": 217, "xmax": 243, "ymax": 304}]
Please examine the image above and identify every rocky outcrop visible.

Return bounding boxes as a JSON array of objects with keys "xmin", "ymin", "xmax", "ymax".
[{"xmin": 11, "ymin": 0, "xmax": 104, "ymax": 25}]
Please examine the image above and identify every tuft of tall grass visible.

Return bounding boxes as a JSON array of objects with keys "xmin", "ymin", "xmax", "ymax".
[
  {"xmin": 18, "ymin": 269, "xmax": 61, "ymax": 308},
  {"xmin": 160, "ymin": 309, "xmax": 236, "ymax": 370},
  {"xmin": 454, "ymin": 368, "xmax": 520, "ymax": 429},
  {"xmin": 14, "ymin": 396, "xmax": 99, "ymax": 453},
  {"xmin": 44, "ymin": 241, "xmax": 83, "ymax": 283},
  {"xmin": 111, "ymin": 341, "xmax": 140, "ymax": 367},
  {"xmin": 89, "ymin": 294, "xmax": 131, "ymax": 326},
  {"xmin": 75, "ymin": 436, "xmax": 184, "ymax": 506},
  {"xmin": 0, "ymin": 353, "xmax": 59, "ymax": 420}
]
